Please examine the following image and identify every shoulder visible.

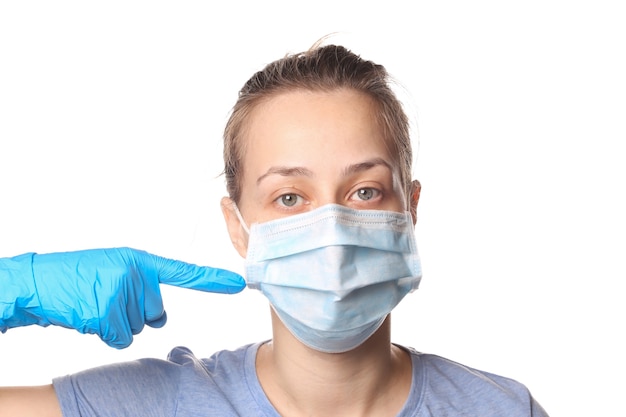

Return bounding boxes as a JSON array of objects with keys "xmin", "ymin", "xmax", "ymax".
[
  {"xmin": 53, "ymin": 355, "xmax": 183, "ymax": 417},
  {"xmin": 53, "ymin": 342, "xmax": 265, "ymax": 417},
  {"xmin": 413, "ymin": 348, "xmax": 527, "ymax": 392},
  {"xmin": 401, "ymin": 346, "xmax": 549, "ymax": 416}
]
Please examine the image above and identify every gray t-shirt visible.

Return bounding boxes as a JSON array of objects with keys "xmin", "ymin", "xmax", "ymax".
[{"xmin": 53, "ymin": 342, "xmax": 548, "ymax": 416}]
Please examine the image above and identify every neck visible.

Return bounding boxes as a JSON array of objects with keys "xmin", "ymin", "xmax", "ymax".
[{"xmin": 256, "ymin": 309, "xmax": 412, "ymax": 417}]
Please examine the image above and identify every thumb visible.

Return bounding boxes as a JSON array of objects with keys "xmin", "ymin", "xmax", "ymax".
[{"xmin": 154, "ymin": 255, "xmax": 245, "ymax": 294}]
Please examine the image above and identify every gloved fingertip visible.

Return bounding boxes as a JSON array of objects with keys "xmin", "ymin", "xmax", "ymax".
[
  {"xmin": 146, "ymin": 311, "xmax": 168, "ymax": 329},
  {"xmin": 226, "ymin": 284, "xmax": 246, "ymax": 294},
  {"xmin": 217, "ymin": 270, "xmax": 246, "ymax": 294},
  {"xmin": 101, "ymin": 330, "xmax": 133, "ymax": 349},
  {"xmin": 107, "ymin": 338, "xmax": 132, "ymax": 350}
]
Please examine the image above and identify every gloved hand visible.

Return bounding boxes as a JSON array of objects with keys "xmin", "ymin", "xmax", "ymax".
[{"xmin": 0, "ymin": 247, "xmax": 245, "ymax": 348}]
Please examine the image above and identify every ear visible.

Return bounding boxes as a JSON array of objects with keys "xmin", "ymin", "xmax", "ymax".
[
  {"xmin": 220, "ymin": 197, "xmax": 249, "ymax": 258},
  {"xmin": 409, "ymin": 180, "xmax": 421, "ymax": 225}
]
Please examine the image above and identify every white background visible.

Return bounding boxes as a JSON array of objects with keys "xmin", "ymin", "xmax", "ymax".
[{"xmin": 1, "ymin": 1, "xmax": 624, "ymax": 415}]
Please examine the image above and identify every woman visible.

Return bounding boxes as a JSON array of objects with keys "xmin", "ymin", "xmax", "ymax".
[{"xmin": 0, "ymin": 43, "xmax": 548, "ymax": 416}]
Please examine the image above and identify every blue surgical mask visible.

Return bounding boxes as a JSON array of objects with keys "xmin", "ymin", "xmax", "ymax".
[{"xmin": 235, "ymin": 203, "xmax": 422, "ymax": 353}]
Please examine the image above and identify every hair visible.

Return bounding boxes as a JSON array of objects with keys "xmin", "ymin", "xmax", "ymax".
[{"xmin": 223, "ymin": 43, "xmax": 413, "ymax": 204}]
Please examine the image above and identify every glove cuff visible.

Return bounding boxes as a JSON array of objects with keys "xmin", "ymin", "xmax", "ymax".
[{"xmin": 0, "ymin": 253, "xmax": 50, "ymax": 331}]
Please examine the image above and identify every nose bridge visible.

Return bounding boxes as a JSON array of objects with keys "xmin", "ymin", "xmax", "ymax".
[{"xmin": 314, "ymin": 180, "xmax": 346, "ymax": 208}]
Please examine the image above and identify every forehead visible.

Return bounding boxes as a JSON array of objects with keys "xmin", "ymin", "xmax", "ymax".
[{"xmin": 242, "ymin": 89, "xmax": 390, "ymax": 169}]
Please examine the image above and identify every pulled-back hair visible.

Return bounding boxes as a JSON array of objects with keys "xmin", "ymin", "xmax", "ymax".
[{"xmin": 223, "ymin": 44, "xmax": 413, "ymax": 204}]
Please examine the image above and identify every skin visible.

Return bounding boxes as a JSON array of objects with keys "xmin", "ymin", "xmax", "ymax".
[
  {"xmin": 222, "ymin": 88, "xmax": 421, "ymax": 416},
  {"xmin": 0, "ymin": 385, "xmax": 61, "ymax": 417}
]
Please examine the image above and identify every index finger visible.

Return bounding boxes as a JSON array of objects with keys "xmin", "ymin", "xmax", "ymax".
[{"xmin": 154, "ymin": 256, "xmax": 245, "ymax": 294}]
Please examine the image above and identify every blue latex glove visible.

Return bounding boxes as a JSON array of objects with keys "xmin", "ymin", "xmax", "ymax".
[{"xmin": 0, "ymin": 247, "xmax": 245, "ymax": 348}]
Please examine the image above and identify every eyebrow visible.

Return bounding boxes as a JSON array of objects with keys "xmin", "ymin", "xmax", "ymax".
[
  {"xmin": 256, "ymin": 166, "xmax": 314, "ymax": 185},
  {"xmin": 342, "ymin": 157, "xmax": 393, "ymax": 177},
  {"xmin": 256, "ymin": 157, "xmax": 393, "ymax": 185}
]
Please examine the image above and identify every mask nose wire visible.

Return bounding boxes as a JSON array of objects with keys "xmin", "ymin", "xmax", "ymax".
[{"xmin": 232, "ymin": 203, "xmax": 250, "ymax": 235}]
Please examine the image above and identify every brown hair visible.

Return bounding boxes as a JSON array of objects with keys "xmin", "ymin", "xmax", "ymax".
[{"xmin": 223, "ymin": 44, "xmax": 413, "ymax": 204}]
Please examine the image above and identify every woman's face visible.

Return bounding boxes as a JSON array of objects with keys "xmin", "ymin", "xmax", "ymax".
[{"xmin": 223, "ymin": 88, "xmax": 408, "ymax": 256}]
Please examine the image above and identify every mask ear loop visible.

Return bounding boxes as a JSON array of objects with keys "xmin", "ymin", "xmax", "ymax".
[{"xmin": 232, "ymin": 203, "xmax": 250, "ymax": 235}]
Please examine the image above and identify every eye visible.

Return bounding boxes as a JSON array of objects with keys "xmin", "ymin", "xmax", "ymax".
[
  {"xmin": 352, "ymin": 188, "xmax": 380, "ymax": 201},
  {"xmin": 276, "ymin": 193, "xmax": 302, "ymax": 207}
]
